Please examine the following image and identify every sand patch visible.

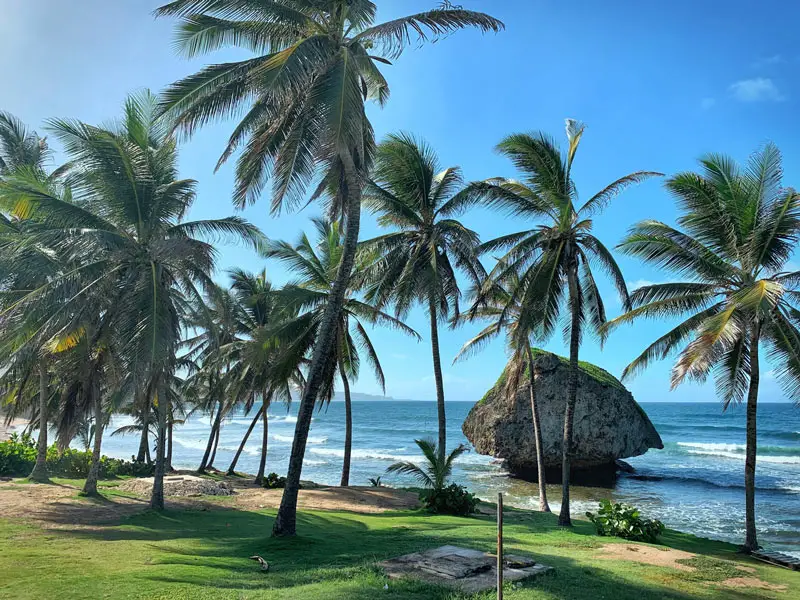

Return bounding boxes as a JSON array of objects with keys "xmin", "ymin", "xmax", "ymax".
[
  {"xmin": 234, "ymin": 485, "xmax": 420, "ymax": 513},
  {"xmin": 719, "ymin": 577, "xmax": 788, "ymax": 592},
  {"xmin": 596, "ymin": 543, "xmax": 788, "ymax": 593},
  {"xmin": 0, "ymin": 480, "xmax": 149, "ymax": 527},
  {"xmin": 119, "ymin": 475, "xmax": 234, "ymax": 497},
  {"xmin": 596, "ymin": 543, "xmax": 696, "ymax": 571},
  {"xmin": 0, "ymin": 477, "xmax": 420, "ymax": 530}
]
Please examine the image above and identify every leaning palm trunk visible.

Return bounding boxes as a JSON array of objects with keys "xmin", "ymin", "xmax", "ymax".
[
  {"xmin": 227, "ymin": 405, "xmax": 263, "ymax": 475},
  {"xmin": 558, "ymin": 262, "xmax": 581, "ymax": 527},
  {"xmin": 82, "ymin": 387, "xmax": 104, "ymax": 496},
  {"xmin": 339, "ymin": 359, "xmax": 353, "ymax": 487},
  {"xmin": 28, "ymin": 363, "xmax": 49, "ymax": 482},
  {"xmin": 273, "ymin": 150, "xmax": 362, "ymax": 536},
  {"xmin": 744, "ymin": 324, "xmax": 761, "ymax": 552},
  {"xmin": 151, "ymin": 387, "xmax": 168, "ymax": 510},
  {"xmin": 255, "ymin": 395, "xmax": 270, "ymax": 485},
  {"xmin": 427, "ymin": 295, "xmax": 447, "ymax": 459},
  {"xmin": 208, "ymin": 422, "xmax": 221, "ymax": 469},
  {"xmin": 526, "ymin": 348, "xmax": 550, "ymax": 512},
  {"xmin": 198, "ymin": 400, "xmax": 221, "ymax": 472}
]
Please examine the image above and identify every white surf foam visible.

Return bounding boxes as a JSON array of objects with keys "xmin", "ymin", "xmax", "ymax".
[
  {"xmin": 172, "ymin": 436, "xmax": 210, "ymax": 451},
  {"xmin": 309, "ymin": 448, "xmax": 410, "ymax": 461},
  {"xmin": 273, "ymin": 433, "xmax": 327, "ymax": 444},
  {"xmin": 687, "ymin": 449, "xmax": 800, "ymax": 464},
  {"xmin": 678, "ymin": 442, "xmax": 744, "ymax": 452}
]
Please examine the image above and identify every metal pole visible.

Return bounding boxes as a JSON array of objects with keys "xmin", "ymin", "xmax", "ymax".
[{"xmin": 497, "ymin": 492, "xmax": 503, "ymax": 600}]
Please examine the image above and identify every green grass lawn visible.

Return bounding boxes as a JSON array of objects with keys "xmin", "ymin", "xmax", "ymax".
[{"xmin": 0, "ymin": 481, "xmax": 796, "ymax": 599}]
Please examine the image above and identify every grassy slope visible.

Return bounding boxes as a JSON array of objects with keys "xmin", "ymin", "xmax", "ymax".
[{"xmin": 0, "ymin": 482, "xmax": 796, "ymax": 600}]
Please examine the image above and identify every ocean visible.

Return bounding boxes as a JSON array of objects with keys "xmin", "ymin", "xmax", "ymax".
[{"xmin": 101, "ymin": 401, "xmax": 800, "ymax": 557}]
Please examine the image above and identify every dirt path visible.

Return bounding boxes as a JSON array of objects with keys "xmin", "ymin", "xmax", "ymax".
[
  {"xmin": 0, "ymin": 477, "xmax": 420, "ymax": 530},
  {"xmin": 595, "ymin": 543, "xmax": 788, "ymax": 593},
  {"xmin": 234, "ymin": 485, "xmax": 420, "ymax": 513}
]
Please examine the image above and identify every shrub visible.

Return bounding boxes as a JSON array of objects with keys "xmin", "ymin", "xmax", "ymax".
[
  {"xmin": 0, "ymin": 434, "xmax": 153, "ymax": 479},
  {"xmin": 586, "ymin": 499, "xmax": 664, "ymax": 543},
  {"xmin": 421, "ymin": 483, "xmax": 478, "ymax": 516},
  {"xmin": 0, "ymin": 434, "xmax": 37, "ymax": 477},
  {"xmin": 262, "ymin": 472, "xmax": 286, "ymax": 489},
  {"xmin": 368, "ymin": 476, "xmax": 382, "ymax": 487}
]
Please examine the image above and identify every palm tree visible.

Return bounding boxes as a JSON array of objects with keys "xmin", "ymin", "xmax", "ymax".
[
  {"xmin": 219, "ymin": 268, "xmax": 304, "ymax": 485},
  {"xmin": 0, "ymin": 91, "xmax": 264, "ymax": 507},
  {"xmin": 0, "ymin": 226, "xmax": 58, "ymax": 482},
  {"xmin": 466, "ymin": 120, "xmax": 660, "ymax": 525},
  {"xmin": 604, "ymin": 144, "xmax": 800, "ymax": 552},
  {"xmin": 455, "ymin": 269, "xmax": 550, "ymax": 512},
  {"xmin": 183, "ymin": 283, "xmax": 243, "ymax": 472},
  {"xmin": 361, "ymin": 133, "xmax": 485, "ymax": 458},
  {"xmin": 0, "ymin": 111, "xmax": 49, "ymax": 176},
  {"xmin": 0, "ymin": 114, "xmax": 57, "ymax": 481},
  {"xmin": 267, "ymin": 218, "xmax": 419, "ymax": 486},
  {"xmin": 386, "ymin": 438, "xmax": 467, "ymax": 494},
  {"xmin": 155, "ymin": 0, "xmax": 502, "ymax": 537}
]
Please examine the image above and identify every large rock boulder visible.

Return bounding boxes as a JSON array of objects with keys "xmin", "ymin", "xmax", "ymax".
[{"xmin": 462, "ymin": 351, "xmax": 663, "ymax": 485}]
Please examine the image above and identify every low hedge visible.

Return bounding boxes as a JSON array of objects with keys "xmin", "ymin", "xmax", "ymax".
[{"xmin": 0, "ymin": 433, "xmax": 153, "ymax": 479}]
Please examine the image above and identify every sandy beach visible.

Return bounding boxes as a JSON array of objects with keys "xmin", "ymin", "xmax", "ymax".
[{"xmin": 0, "ymin": 417, "xmax": 29, "ymax": 442}]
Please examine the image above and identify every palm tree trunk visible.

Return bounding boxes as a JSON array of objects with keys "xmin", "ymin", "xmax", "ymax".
[
  {"xmin": 150, "ymin": 384, "xmax": 167, "ymax": 510},
  {"xmin": 166, "ymin": 420, "xmax": 174, "ymax": 472},
  {"xmin": 743, "ymin": 324, "xmax": 761, "ymax": 552},
  {"xmin": 427, "ymin": 294, "xmax": 447, "ymax": 460},
  {"xmin": 526, "ymin": 347, "xmax": 550, "ymax": 513},
  {"xmin": 255, "ymin": 394, "xmax": 270, "ymax": 485},
  {"xmin": 273, "ymin": 148, "xmax": 362, "ymax": 537},
  {"xmin": 208, "ymin": 420, "xmax": 221, "ymax": 469},
  {"xmin": 28, "ymin": 363, "xmax": 49, "ymax": 482},
  {"xmin": 198, "ymin": 400, "xmax": 221, "ymax": 472},
  {"xmin": 558, "ymin": 261, "xmax": 581, "ymax": 527},
  {"xmin": 339, "ymin": 358, "xmax": 353, "ymax": 487},
  {"xmin": 227, "ymin": 405, "xmax": 263, "ymax": 475},
  {"xmin": 82, "ymin": 386, "xmax": 104, "ymax": 496},
  {"xmin": 136, "ymin": 391, "xmax": 149, "ymax": 463}
]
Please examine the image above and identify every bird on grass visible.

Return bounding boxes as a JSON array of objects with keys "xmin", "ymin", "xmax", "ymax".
[{"xmin": 249, "ymin": 556, "xmax": 269, "ymax": 572}]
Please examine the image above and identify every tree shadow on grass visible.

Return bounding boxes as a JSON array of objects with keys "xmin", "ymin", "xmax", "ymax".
[
  {"xmin": 47, "ymin": 506, "xmax": 774, "ymax": 600},
  {"xmin": 509, "ymin": 550, "xmax": 780, "ymax": 600}
]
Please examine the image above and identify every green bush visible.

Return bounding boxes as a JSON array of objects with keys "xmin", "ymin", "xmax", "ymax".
[
  {"xmin": 262, "ymin": 472, "xmax": 286, "ymax": 489},
  {"xmin": 0, "ymin": 434, "xmax": 153, "ymax": 479},
  {"xmin": 586, "ymin": 499, "xmax": 665, "ymax": 543},
  {"xmin": 421, "ymin": 483, "xmax": 478, "ymax": 516},
  {"xmin": 0, "ymin": 434, "xmax": 37, "ymax": 476}
]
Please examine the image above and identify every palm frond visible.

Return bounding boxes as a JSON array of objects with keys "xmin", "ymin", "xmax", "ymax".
[{"xmin": 353, "ymin": 9, "xmax": 503, "ymax": 59}]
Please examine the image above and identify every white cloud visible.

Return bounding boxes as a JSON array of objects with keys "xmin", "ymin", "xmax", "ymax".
[
  {"xmin": 729, "ymin": 78, "xmax": 786, "ymax": 102},
  {"xmin": 700, "ymin": 97, "xmax": 716, "ymax": 110},
  {"xmin": 753, "ymin": 54, "xmax": 784, "ymax": 68}
]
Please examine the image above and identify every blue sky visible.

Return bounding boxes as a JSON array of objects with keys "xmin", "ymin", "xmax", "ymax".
[{"xmin": 2, "ymin": 0, "xmax": 799, "ymax": 403}]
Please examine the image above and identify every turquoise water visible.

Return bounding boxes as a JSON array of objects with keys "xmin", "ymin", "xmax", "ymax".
[{"xmin": 101, "ymin": 401, "xmax": 800, "ymax": 557}]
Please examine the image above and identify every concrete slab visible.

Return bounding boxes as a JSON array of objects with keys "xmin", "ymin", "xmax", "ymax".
[{"xmin": 380, "ymin": 545, "xmax": 553, "ymax": 593}]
